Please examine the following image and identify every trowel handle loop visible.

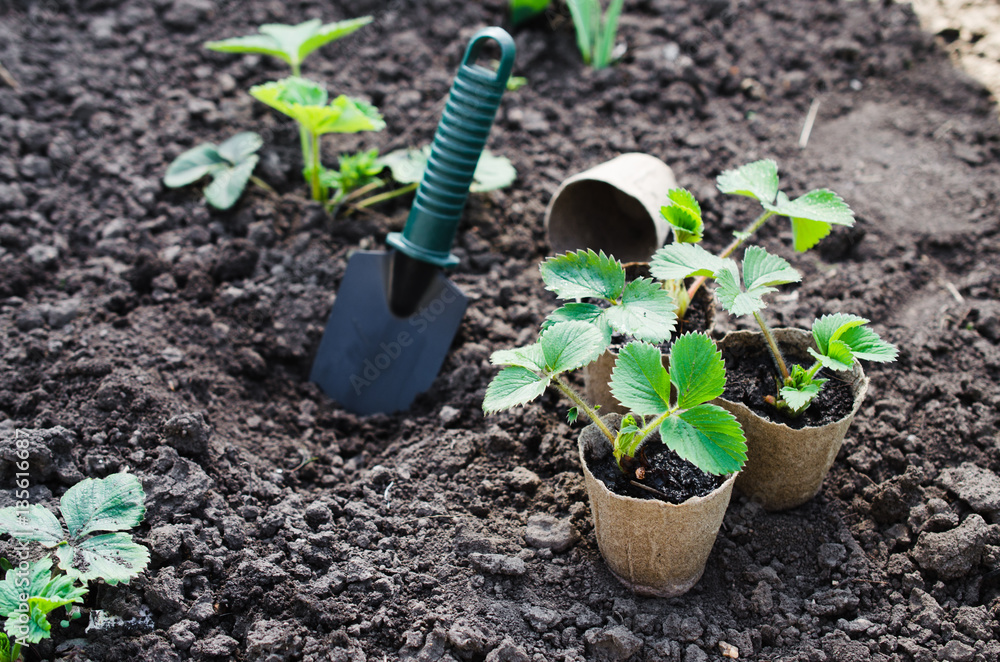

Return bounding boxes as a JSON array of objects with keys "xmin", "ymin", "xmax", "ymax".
[{"xmin": 386, "ymin": 27, "xmax": 516, "ymax": 269}]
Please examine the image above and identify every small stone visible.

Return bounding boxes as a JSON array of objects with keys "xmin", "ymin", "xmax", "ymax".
[
  {"xmin": 468, "ymin": 553, "xmax": 526, "ymax": 576},
  {"xmin": 938, "ymin": 462, "xmax": 1000, "ymax": 521},
  {"xmin": 524, "ymin": 514, "xmax": 578, "ymax": 553},
  {"xmin": 938, "ymin": 640, "xmax": 976, "ymax": 662},
  {"xmin": 818, "ymin": 543, "xmax": 847, "ymax": 569},
  {"xmin": 19, "ymin": 154, "xmax": 52, "ymax": 179},
  {"xmin": 505, "ymin": 467, "xmax": 541, "ymax": 493},
  {"xmin": 0, "ymin": 183, "xmax": 27, "ymax": 210},
  {"xmin": 304, "ymin": 502, "xmax": 332, "ymax": 529},
  {"xmin": 583, "ymin": 625, "xmax": 642, "ymax": 661},
  {"xmin": 45, "ymin": 298, "xmax": 80, "ymax": 328},
  {"xmin": 522, "ymin": 605, "xmax": 560, "ymax": 632},
  {"xmin": 27, "ymin": 244, "xmax": 59, "ymax": 268},
  {"xmin": 911, "ymin": 514, "xmax": 988, "ymax": 579},
  {"xmin": 439, "ymin": 405, "xmax": 461, "ymax": 425},
  {"xmin": 719, "ymin": 641, "xmax": 739, "ymax": 659}
]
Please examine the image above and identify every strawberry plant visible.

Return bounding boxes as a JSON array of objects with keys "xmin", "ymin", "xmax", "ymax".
[
  {"xmin": 321, "ymin": 148, "xmax": 385, "ymax": 204},
  {"xmin": 681, "ymin": 245, "xmax": 898, "ymax": 415},
  {"xmin": 0, "ymin": 473, "xmax": 150, "ymax": 657},
  {"xmin": 163, "ymin": 131, "xmax": 269, "ymax": 210},
  {"xmin": 249, "ymin": 77, "xmax": 385, "ymax": 202},
  {"xmin": 483, "ymin": 250, "xmax": 747, "ymax": 478}
]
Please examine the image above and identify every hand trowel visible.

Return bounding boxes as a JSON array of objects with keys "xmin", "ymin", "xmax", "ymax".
[{"xmin": 310, "ymin": 27, "xmax": 516, "ymax": 415}]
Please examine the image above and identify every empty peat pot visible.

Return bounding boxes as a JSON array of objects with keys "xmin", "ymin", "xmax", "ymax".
[
  {"xmin": 578, "ymin": 414, "xmax": 737, "ymax": 597},
  {"xmin": 714, "ymin": 328, "xmax": 870, "ymax": 511},
  {"xmin": 545, "ymin": 153, "xmax": 677, "ymax": 263}
]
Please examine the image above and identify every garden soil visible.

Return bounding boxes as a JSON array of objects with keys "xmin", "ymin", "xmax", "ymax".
[{"xmin": 2, "ymin": 0, "xmax": 1000, "ymax": 660}]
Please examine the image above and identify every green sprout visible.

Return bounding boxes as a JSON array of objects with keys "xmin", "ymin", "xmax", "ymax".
[
  {"xmin": 0, "ymin": 473, "xmax": 150, "ymax": 656},
  {"xmin": 677, "ymin": 245, "xmax": 898, "ymax": 415},
  {"xmin": 483, "ymin": 250, "xmax": 747, "ymax": 479},
  {"xmin": 567, "ymin": 0, "xmax": 625, "ymax": 69},
  {"xmin": 509, "ymin": 0, "xmax": 551, "ymax": 26},
  {"xmin": 249, "ymin": 77, "xmax": 385, "ymax": 202},
  {"xmin": 206, "ymin": 17, "xmax": 373, "ymax": 187},
  {"xmin": 163, "ymin": 131, "xmax": 269, "ymax": 210},
  {"xmin": 320, "ymin": 148, "xmax": 385, "ymax": 204}
]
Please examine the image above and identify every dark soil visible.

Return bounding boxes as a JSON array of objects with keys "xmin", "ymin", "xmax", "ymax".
[
  {"xmin": 586, "ymin": 435, "xmax": 725, "ymax": 503},
  {"xmin": 3, "ymin": 0, "xmax": 1000, "ymax": 661},
  {"xmin": 721, "ymin": 338, "xmax": 856, "ymax": 429}
]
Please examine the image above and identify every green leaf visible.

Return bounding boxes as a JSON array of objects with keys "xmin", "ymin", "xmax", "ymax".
[
  {"xmin": 545, "ymin": 302, "xmax": 604, "ymax": 327},
  {"xmin": 0, "ymin": 632, "xmax": 11, "ymax": 662},
  {"xmin": 609, "ymin": 341, "xmax": 670, "ymax": 416},
  {"xmin": 483, "ymin": 366, "xmax": 549, "ymax": 414},
  {"xmin": 216, "ymin": 131, "xmax": 263, "ymax": 164},
  {"xmin": 604, "ymin": 278, "xmax": 677, "ymax": 343},
  {"xmin": 489, "ymin": 343, "xmax": 546, "ymax": 372},
  {"xmin": 741, "ymin": 245, "xmax": 801, "ymax": 290},
  {"xmin": 650, "ymin": 243, "xmax": 727, "ymax": 281},
  {"xmin": 470, "ymin": 152, "xmax": 517, "ymax": 193},
  {"xmin": 780, "ymin": 382, "xmax": 822, "ymax": 413},
  {"xmin": 163, "ymin": 143, "xmax": 227, "ymax": 188},
  {"xmin": 808, "ymin": 341, "xmax": 854, "ymax": 372},
  {"xmin": 539, "ymin": 249, "xmax": 625, "ymax": 301},
  {"xmin": 204, "ymin": 33, "xmax": 291, "ymax": 64},
  {"xmin": 61, "ymin": 473, "xmax": 146, "ymax": 540},
  {"xmin": 716, "ymin": 159, "xmax": 779, "ymax": 204},
  {"xmin": 669, "ymin": 332, "xmax": 726, "ymax": 409},
  {"xmin": 378, "ymin": 146, "xmax": 429, "ymax": 185},
  {"xmin": 297, "ymin": 16, "xmax": 373, "ymax": 65},
  {"xmin": 839, "ymin": 325, "xmax": 897, "ymax": 363},
  {"xmin": 594, "ymin": 0, "xmax": 625, "ymax": 69},
  {"xmin": 713, "ymin": 261, "xmax": 766, "ymax": 317},
  {"xmin": 56, "ymin": 533, "xmax": 150, "ymax": 585},
  {"xmin": 0, "ymin": 505, "xmax": 64, "ymax": 547},
  {"xmin": 811, "ymin": 313, "xmax": 869, "ymax": 354},
  {"xmin": 660, "ymin": 188, "xmax": 703, "ymax": 243},
  {"xmin": 203, "ymin": 155, "xmax": 258, "ymax": 210},
  {"xmin": 613, "ymin": 413, "xmax": 643, "ymax": 463},
  {"xmin": 566, "ymin": 406, "xmax": 579, "ymax": 424},
  {"xmin": 764, "ymin": 189, "xmax": 854, "ymax": 252},
  {"xmin": 660, "ymin": 404, "xmax": 746, "ymax": 475},
  {"xmin": 510, "ymin": 0, "xmax": 551, "ymax": 25},
  {"xmin": 0, "ymin": 558, "xmax": 52, "ymax": 617},
  {"xmin": 250, "ymin": 78, "xmax": 385, "ymax": 136},
  {"xmin": 566, "ymin": 0, "xmax": 595, "ymax": 64},
  {"xmin": 539, "ymin": 321, "xmax": 607, "ymax": 374}
]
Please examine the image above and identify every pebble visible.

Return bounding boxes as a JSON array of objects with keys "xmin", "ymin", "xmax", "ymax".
[
  {"xmin": 468, "ymin": 553, "xmax": 526, "ymax": 576},
  {"xmin": 439, "ymin": 405, "xmax": 461, "ymax": 425},
  {"xmin": 304, "ymin": 502, "xmax": 332, "ymax": 529},
  {"xmin": 524, "ymin": 514, "xmax": 578, "ymax": 553},
  {"xmin": 506, "ymin": 466, "xmax": 541, "ymax": 493},
  {"xmin": 45, "ymin": 298, "xmax": 80, "ymax": 328},
  {"xmin": 911, "ymin": 514, "xmax": 988, "ymax": 579},
  {"xmin": 522, "ymin": 605, "xmax": 560, "ymax": 632},
  {"xmin": 583, "ymin": 625, "xmax": 642, "ymax": 661}
]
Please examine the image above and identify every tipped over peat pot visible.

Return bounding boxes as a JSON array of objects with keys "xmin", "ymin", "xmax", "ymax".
[
  {"xmin": 578, "ymin": 414, "xmax": 736, "ymax": 597},
  {"xmin": 714, "ymin": 328, "xmax": 870, "ymax": 511}
]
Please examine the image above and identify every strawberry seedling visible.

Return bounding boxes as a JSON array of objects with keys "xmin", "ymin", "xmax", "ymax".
[
  {"xmin": 163, "ymin": 131, "xmax": 268, "ymax": 210},
  {"xmin": 0, "ymin": 473, "xmax": 150, "ymax": 657}
]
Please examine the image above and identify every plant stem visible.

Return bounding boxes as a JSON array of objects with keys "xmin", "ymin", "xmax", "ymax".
[
  {"xmin": 291, "ymin": 62, "xmax": 313, "ymax": 177},
  {"xmin": 553, "ymin": 375, "xmax": 615, "ymax": 444},
  {"xmin": 686, "ymin": 210, "xmax": 775, "ymax": 301},
  {"xmin": 249, "ymin": 175, "xmax": 274, "ymax": 193},
  {"xmin": 309, "ymin": 131, "xmax": 325, "ymax": 202},
  {"xmin": 753, "ymin": 310, "xmax": 790, "ymax": 381},
  {"xmin": 339, "ymin": 179, "xmax": 385, "ymax": 204},
  {"xmin": 805, "ymin": 360, "xmax": 823, "ymax": 380},
  {"xmin": 354, "ymin": 182, "xmax": 418, "ymax": 208}
]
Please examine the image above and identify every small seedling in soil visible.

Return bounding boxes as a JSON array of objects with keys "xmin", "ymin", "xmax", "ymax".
[
  {"xmin": 567, "ymin": 0, "xmax": 626, "ymax": 69},
  {"xmin": 509, "ymin": 0, "xmax": 551, "ymax": 26},
  {"xmin": 653, "ymin": 159, "xmax": 856, "ymax": 310},
  {"xmin": 249, "ymin": 76, "xmax": 385, "ymax": 202},
  {"xmin": 204, "ymin": 17, "xmax": 373, "ymax": 77},
  {"xmin": 332, "ymin": 146, "xmax": 518, "ymax": 215},
  {"xmin": 483, "ymin": 251, "xmax": 747, "ymax": 484},
  {"xmin": 0, "ymin": 473, "xmax": 149, "ymax": 657},
  {"xmin": 541, "ymin": 249, "xmax": 677, "ymax": 346},
  {"xmin": 320, "ymin": 148, "xmax": 385, "ymax": 204},
  {"xmin": 163, "ymin": 131, "xmax": 269, "ymax": 210},
  {"xmin": 691, "ymin": 245, "xmax": 898, "ymax": 415}
]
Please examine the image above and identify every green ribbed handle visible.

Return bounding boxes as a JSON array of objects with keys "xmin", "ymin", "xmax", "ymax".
[{"xmin": 386, "ymin": 27, "xmax": 515, "ymax": 268}]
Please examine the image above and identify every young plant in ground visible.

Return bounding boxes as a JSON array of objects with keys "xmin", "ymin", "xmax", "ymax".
[
  {"xmin": 331, "ymin": 146, "xmax": 518, "ymax": 214},
  {"xmin": 654, "ymin": 159, "xmax": 856, "ymax": 306},
  {"xmin": 249, "ymin": 77, "xmax": 385, "ymax": 202},
  {"xmin": 205, "ymin": 17, "xmax": 372, "ymax": 180},
  {"xmin": 163, "ymin": 132, "xmax": 268, "ymax": 210},
  {"xmin": 541, "ymin": 249, "xmax": 677, "ymax": 347},
  {"xmin": 656, "ymin": 188, "xmax": 707, "ymax": 318},
  {"xmin": 320, "ymin": 148, "xmax": 385, "ymax": 204},
  {"xmin": 0, "ymin": 473, "xmax": 150, "ymax": 656},
  {"xmin": 688, "ymin": 245, "xmax": 898, "ymax": 415},
  {"xmin": 510, "ymin": 0, "xmax": 551, "ymax": 26},
  {"xmin": 566, "ymin": 0, "xmax": 625, "ymax": 69},
  {"xmin": 483, "ymin": 322, "xmax": 746, "ymax": 477}
]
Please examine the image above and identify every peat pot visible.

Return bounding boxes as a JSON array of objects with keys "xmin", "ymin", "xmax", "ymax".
[
  {"xmin": 584, "ymin": 282, "xmax": 716, "ymax": 415},
  {"xmin": 715, "ymin": 328, "xmax": 870, "ymax": 511},
  {"xmin": 578, "ymin": 414, "xmax": 737, "ymax": 597}
]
